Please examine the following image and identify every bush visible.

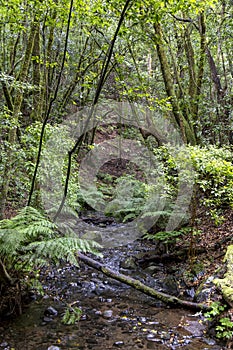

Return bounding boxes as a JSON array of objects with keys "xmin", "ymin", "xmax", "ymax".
[
  {"xmin": 102, "ymin": 145, "xmax": 233, "ymax": 241},
  {"xmin": 188, "ymin": 145, "xmax": 233, "ymax": 209}
]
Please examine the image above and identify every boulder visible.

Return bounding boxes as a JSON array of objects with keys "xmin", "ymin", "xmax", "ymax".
[{"xmin": 214, "ymin": 245, "xmax": 233, "ymax": 307}]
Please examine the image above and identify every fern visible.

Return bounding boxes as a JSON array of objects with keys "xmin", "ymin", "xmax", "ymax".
[
  {"xmin": 0, "ymin": 206, "xmax": 102, "ymax": 289},
  {"xmin": 0, "ymin": 207, "xmax": 56, "ymax": 262},
  {"xmin": 25, "ymin": 237, "xmax": 102, "ymax": 267},
  {"xmin": 144, "ymin": 227, "xmax": 191, "ymax": 244}
]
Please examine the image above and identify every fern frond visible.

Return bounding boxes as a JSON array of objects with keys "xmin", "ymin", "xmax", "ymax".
[
  {"xmin": 0, "ymin": 206, "xmax": 102, "ymax": 287},
  {"xmin": 24, "ymin": 237, "xmax": 102, "ymax": 267},
  {"xmin": 0, "ymin": 229, "xmax": 25, "ymax": 256},
  {"xmin": 22, "ymin": 220, "xmax": 56, "ymax": 239}
]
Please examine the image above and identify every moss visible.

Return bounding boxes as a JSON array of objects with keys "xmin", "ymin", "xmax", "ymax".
[{"xmin": 214, "ymin": 245, "xmax": 233, "ymax": 305}]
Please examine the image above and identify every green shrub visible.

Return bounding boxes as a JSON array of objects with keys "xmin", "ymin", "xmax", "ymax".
[
  {"xmin": 205, "ymin": 302, "xmax": 233, "ymax": 341},
  {"xmin": 104, "ymin": 175, "xmax": 147, "ymax": 221},
  {"xmin": 188, "ymin": 145, "xmax": 233, "ymax": 209}
]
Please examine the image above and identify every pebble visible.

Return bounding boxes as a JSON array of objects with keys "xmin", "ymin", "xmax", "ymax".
[
  {"xmin": 160, "ymin": 331, "xmax": 170, "ymax": 340},
  {"xmin": 43, "ymin": 316, "xmax": 54, "ymax": 322},
  {"xmin": 147, "ymin": 334, "xmax": 155, "ymax": 340},
  {"xmin": 95, "ymin": 331, "xmax": 105, "ymax": 337},
  {"xmin": 44, "ymin": 306, "xmax": 58, "ymax": 317},
  {"xmin": 203, "ymin": 338, "xmax": 216, "ymax": 345},
  {"xmin": 113, "ymin": 341, "xmax": 124, "ymax": 347},
  {"xmin": 103, "ymin": 310, "xmax": 113, "ymax": 318},
  {"xmin": 0, "ymin": 342, "xmax": 8, "ymax": 348},
  {"xmin": 146, "ymin": 334, "xmax": 161, "ymax": 342},
  {"xmin": 47, "ymin": 346, "xmax": 61, "ymax": 350},
  {"xmin": 95, "ymin": 310, "xmax": 102, "ymax": 316}
]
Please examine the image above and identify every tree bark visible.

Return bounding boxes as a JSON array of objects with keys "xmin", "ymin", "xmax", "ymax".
[
  {"xmin": 153, "ymin": 22, "xmax": 196, "ymax": 145},
  {"xmin": 31, "ymin": 22, "xmax": 42, "ymax": 122},
  {"xmin": 78, "ymin": 253, "xmax": 211, "ymax": 311}
]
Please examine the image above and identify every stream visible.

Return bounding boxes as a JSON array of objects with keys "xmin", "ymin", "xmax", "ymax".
[{"xmin": 0, "ymin": 216, "xmax": 227, "ymax": 350}]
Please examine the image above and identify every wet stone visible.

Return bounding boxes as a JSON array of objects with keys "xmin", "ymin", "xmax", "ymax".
[
  {"xmin": 120, "ymin": 257, "xmax": 137, "ymax": 270},
  {"xmin": 95, "ymin": 331, "xmax": 105, "ymax": 337},
  {"xmin": 42, "ymin": 316, "xmax": 54, "ymax": 323},
  {"xmin": 103, "ymin": 310, "xmax": 113, "ymax": 318},
  {"xmin": 161, "ymin": 276, "xmax": 180, "ymax": 296},
  {"xmin": 0, "ymin": 241, "xmax": 221, "ymax": 350},
  {"xmin": 147, "ymin": 334, "xmax": 155, "ymax": 340},
  {"xmin": 195, "ymin": 288, "xmax": 213, "ymax": 303},
  {"xmin": 146, "ymin": 334, "xmax": 161, "ymax": 342},
  {"xmin": 145, "ymin": 265, "xmax": 162, "ymax": 274},
  {"xmin": 44, "ymin": 306, "xmax": 58, "ymax": 317},
  {"xmin": 203, "ymin": 338, "xmax": 216, "ymax": 345},
  {"xmin": 184, "ymin": 287, "xmax": 195, "ymax": 299},
  {"xmin": 160, "ymin": 331, "xmax": 170, "ymax": 340},
  {"xmin": 113, "ymin": 341, "xmax": 124, "ymax": 347},
  {"xmin": 94, "ymin": 310, "xmax": 102, "ymax": 316}
]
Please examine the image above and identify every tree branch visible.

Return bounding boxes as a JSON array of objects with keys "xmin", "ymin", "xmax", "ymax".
[
  {"xmin": 78, "ymin": 253, "xmax": 211, "ymax": 311},
  {"xmin": 0, "ymin": 259, "xmax": 14, "ymax": 285}
]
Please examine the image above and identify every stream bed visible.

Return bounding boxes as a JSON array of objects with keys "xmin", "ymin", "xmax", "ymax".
[{"xmin": 0, "ymin": 240, "xmax": 226, "ymax": 350}]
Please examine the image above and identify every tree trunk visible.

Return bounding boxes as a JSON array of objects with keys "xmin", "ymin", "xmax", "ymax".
[
  {"xmin": 31, "ymin": 22, "xmax": 42, "ymax": 122},
  {"xmin": 0, "ymin": 21, "xmax": 36, "ymax": 218},
  {"xmin": 153, "ymin": 22, "xmax": 196, "ymax": 145},
  {"xmin": 78, "ymin": 253, "xmax": 211, "ymax": 311}
]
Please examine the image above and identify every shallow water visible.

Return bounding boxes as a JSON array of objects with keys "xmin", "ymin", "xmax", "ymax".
[{"xmin": 0, "ymin": 241, "xmax": 226, "ymax": 350}]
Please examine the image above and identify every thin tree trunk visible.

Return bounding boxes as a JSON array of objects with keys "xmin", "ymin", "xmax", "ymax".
[
  {"xmin": 31, "ymin": 22, "xmax": 42, "ymax": 122},
  {"xmin": 28, "ymin": 0, "xmax": 74, "ymax": 206},
  {"xmin": 78, "ymin": 253, "xmax": 211, "ymax": 311},
  {"xmin": 153, "ymin": 23, "xmax": 191, "ymax": 144},
  {"xmin": 193, "ymin": 12, "xmax": 206, "ymax": 121},
  {"xmin": 53, "ymin": 0, "xmax": 133, "ymax": 220},
  {"xmin": 0, "ymin": 21, "xmax": 37, "ymax": 218}
]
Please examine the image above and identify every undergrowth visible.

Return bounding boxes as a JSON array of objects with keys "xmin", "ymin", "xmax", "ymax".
[{"xmin": 0, "ymin": 206, "xmax": 101, "ymax": 317}]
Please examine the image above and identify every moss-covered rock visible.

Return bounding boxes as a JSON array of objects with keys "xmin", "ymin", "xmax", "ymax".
[{"xmin": 214, "ymin": 245, "xmax": 233, "ymax": 307}]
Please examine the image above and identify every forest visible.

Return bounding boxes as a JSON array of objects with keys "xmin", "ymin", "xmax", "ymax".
[{"xmin": 0, "ymin": 0, "xmax": 233, "ymax": 348}]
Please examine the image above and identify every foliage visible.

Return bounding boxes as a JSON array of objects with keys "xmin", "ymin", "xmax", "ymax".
[
  {"xmin": 144, "ymin": 227, "xmax": 192, "ymax": 244},
  {"xmin": 104, "ymin": 175, "xmax": 147, "ymax": 221},
  {"xmin": 1, "ymin": 0, "xmax": 233, "ymax": 216},
  {"xmin": 188, "ymin": 146, "xmax": 233, "ymax": 211},
  {"xmin": 204, "ymin": 302, "xmax": 233, "ymax": 340},
  {"xmin": 205, "ymin": 301, "xmax": 226, "ymax": 319},
  {"xmin": 0, "ymin": 206, "xmax": 101, "ymax": 289},
  {"xmin": 215, "ymin": 317, "xmax": 233, "ymax": 340},
  {"xmin": 101, "ymin": 145, "xmax": 233, "ymax": 246},
  {"xmin": 62, "ymin": 306, "xmax": 82, "ymax": 325}
]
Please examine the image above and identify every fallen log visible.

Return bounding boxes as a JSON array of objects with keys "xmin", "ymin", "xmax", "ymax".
[{"xmin": 78, "ymin": 252, "xmax": 211, "ymax": 311}]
